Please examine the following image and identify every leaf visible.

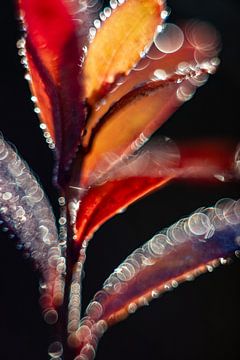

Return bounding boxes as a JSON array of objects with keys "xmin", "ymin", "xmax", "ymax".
[
  {"xmin": 84, "ymin": 0, "xmax": 165, "ymax": 104},
  {"xmin": 74, "ymin": 177, "xmax": 172, "ymax": 244},
  {"xmin": 83, "ymin": 20, "xmax": 220, "ymax": 149},
  {"xmin": 71, "ymin": 139, "xmax": 237, "ymax": 245},
  {"xmin": 0, "ymin": 135, "xmax": 63, "ymax": 321},
  {"xmin": 18, "ymin": 0, "xmax": 87, "ymax": 181},
  {"xmin": 78, "ymin": 69, "xmax": 216, "ymax": 187},
  {"xmin": 70, "ymin": 198, "xmax": 240, "ymax": 355},
  {"xmin": 69, "ymin": 137, "xmax": 177, "ymax": 242}
]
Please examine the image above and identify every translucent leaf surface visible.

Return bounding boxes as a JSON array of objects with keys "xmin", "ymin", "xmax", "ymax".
[
  {"xmin": 18, "ymin": 0, "xmax": 87, "ymax": 179},
  {"xmin": 71, "ymin": 139, "xmax": 237, "ymax": 245},
  {"xmin": 83, "ymin": 20, "xmax": 220, "ymax": 149},
  {"xmin": 84, "ymin": 0, "xmax": 165, "ymax": 104},
  {"xmin": 77, "ymin": 66, "xmax": 219, "ymax": 188}
]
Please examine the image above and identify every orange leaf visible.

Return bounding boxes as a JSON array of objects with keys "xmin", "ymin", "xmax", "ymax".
[
  {"xmin": 80, "ymin": 71, "xmax": 213, "ymax": 186},
  {"xmin": 83, "ymin": 20, "xmax": 220, "ymax": 149},
  {"xmin": 84, "ymin": 0, "xmax": 165, "ymax": 104}
]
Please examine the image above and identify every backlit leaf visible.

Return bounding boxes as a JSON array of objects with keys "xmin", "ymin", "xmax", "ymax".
[
  {"xmin": 84, "ymin": 0, "xmax": 165, "ymax": 104},
  {"xmin": 18, "ymin": 0, "xmax": 87, "ymax": 181},
  {"xmin": 83, "ymin": 20, "xmax": 220, "ymax": 149},
  {"xmin": 71, "ymin": 139, "xmax": 237, "ymax": 245}
]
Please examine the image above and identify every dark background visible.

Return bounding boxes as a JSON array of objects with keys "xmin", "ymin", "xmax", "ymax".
[{"xmin": 0, "ymin": 0, "xmax": 240, "ymax": 359}]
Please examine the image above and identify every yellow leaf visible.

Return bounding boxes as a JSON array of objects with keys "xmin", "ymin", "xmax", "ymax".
[{"xmin": 84, "ymin": 0, "xmax": 164, "ymax": 104}]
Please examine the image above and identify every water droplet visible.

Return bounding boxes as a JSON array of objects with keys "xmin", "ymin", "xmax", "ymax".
[
  {"xmin": 58, "ymin": 197, "xmax": 66, "ymax": 206},
  {"xmin": 171, "ymin": 280, "xmax": 178, "ymax": 288},
  {"xmin": 153, "ymin": 69, "xmax": 168, "ymax": 80},
  {"xmin": 31, "ymin": 95, "xmax": 37, "ymax": 102},
  {"xmin": 219, "ymin": 258, "xmax": 227, "ymax": 265},
  {"xmin": 151, "ymin": 289, "xmax": 160, "ymax": 298},
  {"xmin": 40, "ymin": 123, "xmax": 47, "ymax": 130},
  {"xmin": 110, "ymin": 0, "xmax": 118, "ymax": 9},
  {"xmin": 89, "ymin": 26, "xmax": 97, "ymax": 39},
  {"xmin": 206, "ymin": 265, "xmax": 213, "ymax": 272},
  {"xmin": 161, "ymin": 9, "xmax": 170, "ymax": 20},
  {"xmin": 128, "ymin": 303, "xmax": 137, "ymax": 313},
  {"xmin": 94, "ymin": 19, "xmax": 101, "ymax": 29},
  {"xmin": 16, "ymin": 38, "xmax": 25, "ymax": 49},
  {"xmin": 164, "ymin": 284, "xmax": 171, "ymax": 291},
  {"xmin": 104, "ymin": 7, "xmax": 111, "ymax": 17},
  {"xmin": 59, "ymin": 217, "xmax": 66, "ymax": 225},
  {"xmin": 34, "ymin": 107, "xmax": 41, "ymax": 114},
  {"xmin": 99, "ymin": 11, "xmax": 106, "ymax": 21},
  {"xmin": 24, "ymin": 73, "xmax": 31, "ymax": 81}
]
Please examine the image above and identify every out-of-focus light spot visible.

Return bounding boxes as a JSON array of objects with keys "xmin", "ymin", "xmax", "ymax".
[
  {"xmin": 176, "ymin": 83, "xmax": 196, "ymax": 102},
  {"xmin": 235, "ymin": 144, "xmax": 240, "ymax": 173},
  {"xmin": 153, "ymin": 69, "xmax": 168, "ymax": 80},
  {"xmin": 128, "ymin": 302, "xmax": 137, "ymax": 313},
  {"xmin": 2, "ymin": 192, "xmax": 12, "ymax": 201},
  {"xmin": 43, "ymin": 132, "xmax": 50, "ymax": 138},
  {"xmin": 16, "ymin": 38, "xmax": 25, "ymax": 49},
  {"xmin": 99, "ymin": 11, "xmax": 106, "ymax": 21},
  {"xmin": 147, "ymin": 44, "xmax": 166, "ymax": 60},
  {"xmin": 110, "ymin": 0, "xmax": 118, "ymax": 9},
  {"xmin": 185, "ymin": 20, "xmax": 220, "ymax": 53},
  {"xmin": 188, "ymin": 72, "xmax": 209, "ymax": 87},
  {"xmin": 58, "ymin": 197, "xmax": 66, "ymax": 206},
  {"xmin": 24, "ymin": 73, "xmax": 31, "ymax": 81},
  {"xmin": 40, "ymin": 123, "xmax": 47, "ymax": 130},
  {"xmin": 44, "ymin": 309, "xmax": 58, "ymax": 325},
  {"xmin": 104, "ymin": 7, "xmax": 111, "ymax": 17},
  {"xmin": 133, "ymin": 58, "xmax": 149, "ymax": 71},
  {"xmin": 161, "ymin": 7, "xmax": 171, "ymax": 20},
  {"xmin": 89, "ymin": 26, "xmax": 97, "ymax": 40},
  {"xmin": 48, "ymin": 341, "xmax": 63, "ymax": 358},
  {"xmin": 93, "ymin": 19, "xmax": 101, "ymax": 29},
  {"xmin": 188, "ymin": 213, "xmax": 212, "ymax": 236},
  {"xmin": 154, "ymin": 23, "xmax": 184, "ymax": 54},
  {"xmin": 34, "ymin": 107, "xmax": 41, "ymax": 114},
  {"xmin": 59, "ymin": 217, "xmax": 67, "ymax": 225}
]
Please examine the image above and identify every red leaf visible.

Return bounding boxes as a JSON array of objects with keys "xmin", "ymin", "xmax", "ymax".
[
  {"xmin": 71, "ymin": 139, "xmax": 237, "ymax": 246},
  {"xmin": 18, "ymin": 0, "xmax": 87, "ymax": 182}
]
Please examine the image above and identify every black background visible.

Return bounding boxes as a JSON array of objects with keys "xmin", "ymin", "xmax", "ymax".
[{"xmin": 0, "ymin": 0, "xmax": 240, "ymax": 359}]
